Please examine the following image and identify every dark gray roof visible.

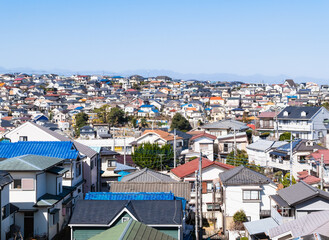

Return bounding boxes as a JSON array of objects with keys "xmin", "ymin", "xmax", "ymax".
[
  {"xmin": 110, "ymin": 182, "xmax": 191, "ymax": 200},
  {"xmin": 219, "ymin": 165, "xmax": 274, "ymax": 186},
  {"xmin": 30, "ymin": 122, "xmax": 97, "ymax": 158},
  {"xmin": 277, "ymin": 106, "xmax": 322, "ymax": 120},
  {"xmin": 69, "ymin": 200, "xmax": 182, "ymax": 226},
  {"xmin": 276, "ymin": 181, "xmax": 329, "ymax": 206},
  {"xmin": 120, "ymin": 168, "xmax": 176, "ymax": 182},
  {"xmin": 0, "ymin": 170, "xmax": 13, "ymax": 188},
  {"xmin": 169, "ymin": 129, "xmax": 192, "ymax": 140}
]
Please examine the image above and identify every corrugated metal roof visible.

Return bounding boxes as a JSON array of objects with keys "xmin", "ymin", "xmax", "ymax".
[
  {"xmin": 268, "ymin": 210, "xmax": 329, "ymax": 238},
  {"xmin": 0, "ymin": 155, "xmax": 64, "ymax": 171},
  {"xmin": 110, "ymin": 182, "xmax": 191, "ymax": 201},
  {"xmin": 85, "ymin": 192, "xmax": 175, "ymax": 201},
  {"xmin": 0, "ymin": 141, "xmax": 78, "ymax": 159},
  {"xmin": 244, "ymin": 217, "xmax": 279, "ymax": 235}
]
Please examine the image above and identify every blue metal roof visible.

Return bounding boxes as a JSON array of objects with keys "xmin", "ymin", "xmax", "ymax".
[
  {"xmin": 117, "ymin": 171, "xmax": 132, "ymax": 181},
  {"xmin": 140, "ymin": 105, "xmax": 154, "ymax": 108},
  {"xmin": 0, "ymin": 141, "xmax": 79, "ymax": 159},
  {"xmin": 75, "ymin": 106, "xmax": 84, "ymax": 110},
  {"xmin": 85, "ymin": 192, "xmax": 175, "ymax": 201},
  {"xmin": 277, "ymin": 139, "xmax": 301, "ymax": 152}
]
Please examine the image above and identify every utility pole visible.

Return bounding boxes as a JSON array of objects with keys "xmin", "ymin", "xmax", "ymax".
[
  {"xmin": 275, "ymin": 106, "xmax": 279, "ymax": 140},
  {"xmin": 290, "ymin": 132, "xmax": 293, "ymax": 186},
  {"xmin": 174, "ymin": 128, "xmax": 177, "ymax": 168},
  {"xmin": 321, "ymin": 154, "xmax": 324, "ymax": 190},
  {"xmin": 195, "ymin": 170, "xmax": 199, "ymax": 240},
  {"xmin": 199, "ymin": 152, "xmax": 203, "ymax": 237},
  {"xmin": 158, "ymin": 154, "xmax": 165, "ymax": 172},
  {"xmin": 112, "ymin": 127, "xmax": 115, "ymax": 152},
  {"xmin": 233, "ymin": 126, "xmax": 237, "ymax": 165},
  {"xmin": 123, "ymin": 128, "xmax": 126, "ymax": 165}
]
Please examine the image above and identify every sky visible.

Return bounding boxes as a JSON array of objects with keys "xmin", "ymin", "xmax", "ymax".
[{"xmin": 1, "ymin": 0, "xmax": 329, "ymax": 79}]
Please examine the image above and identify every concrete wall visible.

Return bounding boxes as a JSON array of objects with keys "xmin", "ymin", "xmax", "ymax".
[
  {"xmin": 10, "ymin": 172, "xmax": 36, "ymax": 208},
  {"xmin": 37, "ymin": 172, "xmax": 47, "ymax": 199}
]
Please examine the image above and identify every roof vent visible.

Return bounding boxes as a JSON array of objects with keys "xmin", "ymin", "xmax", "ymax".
[
  {"xmin": 283, "ymin": 111, "xmax": 289, "ymax": 116},
  {"xmin": 301, "ymin": 111, "xmax": 306, "ymax": 117}
]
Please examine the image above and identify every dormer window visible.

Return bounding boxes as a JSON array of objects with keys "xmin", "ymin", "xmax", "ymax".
[
  {"xmin": 283, "ymin": 111, "xmax": 288, "ymax": 117},
  {"xmin": 306, "ymin": 141, "xmax": 313, "ymax": 146},
  {"xmin": 301, "ymin": 111, "xmax": 306, "ymax": 117}
]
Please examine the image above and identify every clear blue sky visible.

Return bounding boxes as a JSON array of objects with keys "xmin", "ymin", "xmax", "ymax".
[{"xmin": 1, "ymin": 0, "xmax": 329, "ymax": 78}]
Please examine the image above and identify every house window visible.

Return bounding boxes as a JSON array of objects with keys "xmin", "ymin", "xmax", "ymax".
[
  {"xmin": 58, "ymin": 182, "xmax": 62, "ymax": 194},
  {"xmin": 19, "ymin": 136, "xmax": 28, "ymax": 141},
  {"xmin": 108, "ymin": 160, "xmax": 116, "ymax": 167},
  {"xmin": 243, "ymin": 190, "xmax": 260, "ymax": 200},
  {"xmin": 206, "ymin": 203, "xmax": 220, "ymax": 211},
  {"xmin": 207, "ymin": 182, "xmax": 213, "ymax": 192},
  {"xmin": 76, "ymin": 162, "xmax": 82, "ymax": 177},
  {"xmin": 13, "ymin": 179, "xmax": 22, "ymax": 189},
  {"xmin": 52, "ymin": 211, "xmax": 59, "ymax": 225},
  {"xmin": 223, "ymin": 143, "xmax": 229, "ymax": 152}
]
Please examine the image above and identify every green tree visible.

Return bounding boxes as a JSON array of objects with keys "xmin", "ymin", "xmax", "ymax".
[
  {"xmin": 279, "ymin": 132, "xmax": 294, "ymax": 141},
  {"xmin": 132, "ymin": 143, "xmax": 174, "ymax": 170},
  {"xmin": 280, "ymin": 172, "xmax": 296, "ymax": 188},
  {"xmin": 108, "ymin": 107, "xmax": 126, "ymax": 126},
  {"xmin": 232, "ymin": 210, "xmax": 247, "ymax": 230},
  {"xmin": 75, "ymin": 112, "xmax": 89, "ymax": 136},
  {"xmin": 322, "ymin": 102, "xmax": 329, "ymax": 110},
  {"xmin": 94, "ymin": 104, "xmax": 111, "ymax": 123},
  {"xmin": 130, "ymin": 117, "xmax": 138, "ymax": 128},
  {"xmin": 226, "ymin": 149, "xmax": 248, "ymax": 166},
  {"xmin": 139, "ymin": 118, "xmax": 149, "ymax": 128},
  {"xmin": 170, "ymin": 113, "xmax": 192, "ymax": 132}
]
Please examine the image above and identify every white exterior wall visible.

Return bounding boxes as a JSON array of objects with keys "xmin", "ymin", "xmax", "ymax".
[
  {"xmin": 10, "ymin": 172, "xmax": 36, "ymax": 209},
  {"xmin": 46, "ymin": 173, "xmax": 57, "ymax": 195},
  {"xmin": 1, "ymin": 185, "xmax": 14, "ymax": 240},
  {"xmin": 35, "ymin": 209, "xmax": 48, "ymax": 237},
  {"xmin": 37, "ymin": 172, "xmax": 47, "ymax": 199},
  {"xmin": 193, "ymin": 137, "xmax": 214, "ymax": 161},
  {"xmin": 5, "ymin": 122, "xmax": 59, "ymax": 142},
  {"xmin": 247, "ymin": 149, "xmax": 269, "ymax": 166},
  {"xmin": 224, "ymin": 183, "xmax": 276, "ymax": 222}
]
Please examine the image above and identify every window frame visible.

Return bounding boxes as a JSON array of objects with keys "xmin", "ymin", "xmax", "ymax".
[{"xmin": 242, "ymin": 190, "xmax": 261, "ymax": 202}]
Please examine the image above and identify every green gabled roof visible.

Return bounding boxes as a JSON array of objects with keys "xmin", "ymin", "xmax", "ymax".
[
  {"xmin": 88, "ymin": 219, "xmax": 175, "ymax": 240},
  {"xmin": 0, "ymin": 154, "xmax": 64, "ymax": 171},
  {"xmin": 35, "ymin": 186, "xmax": 76, "ymax": 207}
]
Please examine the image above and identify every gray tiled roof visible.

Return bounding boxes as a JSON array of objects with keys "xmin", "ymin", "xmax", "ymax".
[
  {"xmin": 219, "ymin": 165, "xmax": 274, "ymax": 186},
  {"xmin": 202, "ymin": 119, "xmax": 248, "ymax": 130},
  {"xmin": 69, "ymin": 200, "xmax": 182, "ymax": 225},
  {"xmin": 31, "ymin": 122, "xmax": 97, "ymax": 158},
  {"xmin": 276, "ymin": 181, "xmax": 329, "ymax": 206},
  {"xmin": 277, "ymin": 106, "xmax": 322, "ymax": 120},
  {"xmin": 110, "ymin": 182, "xmax": 191, "ymax": 200},
  {"xmin": 268, "ymin": 210, "xmax": 329, "ymax": 238},
  {"xmin": 120, "ymin": 168, "xmax": 176, "ymax": 182}
]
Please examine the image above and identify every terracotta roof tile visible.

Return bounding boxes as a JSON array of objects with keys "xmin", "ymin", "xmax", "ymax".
[{"xmin": 171, "ymin": 158, "xmax": 234, "ymax": 178}]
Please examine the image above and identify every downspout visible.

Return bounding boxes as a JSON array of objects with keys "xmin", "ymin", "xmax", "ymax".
[{"xmin": 0, "ymin": 186, "xmax": 2, "ymax": 239}]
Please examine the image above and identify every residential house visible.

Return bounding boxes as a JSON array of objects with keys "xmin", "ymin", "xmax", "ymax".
[
  {"xmin": 201, "ymin": 120, "xmax": 249, "ymax": 137},
  {"xmin": 0, "ymin": 154, "xmax": 78, "ymax": 239},
  {"xmin": 247, "ymin": 139, "xmax": 287, "ymax": 167},
  {"xmin": 218, "ymin": 166, "xmax": 277, "ymax": 236},
  {"xmin": 4, "ymin": 122, "xmax": 99, "ymax": 193},
  {"xmin": 277, "ymin": 106, "xmax": 329, "ymax": 142},
  {"xmin": 217, "ymin": 132, "xmax": 249, "ymax": 160},
  {"xmin": 134, "ymin": 129, "xmax": 184, "ymax": 151},
  {"xmin": 188, "ymin": 133, "xmax": 216, "ymax": 161},
  {"xmin": 0, "ymin": 171, "xmax": 18, "ymax": 240},
  {"xmin": 270, "ymin": 181, "xmax": 329, "ymax": 222},
  {"xmin": 171, "ymin": 158, "xmax": 234, "ymax": 230},
  {"xmin": 269, "ymin": 139, "xmax": 326, "ymax": 177},
  {"xmin": 69, "ymin": 199, "xmax": 183, "ymax": 240}
]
